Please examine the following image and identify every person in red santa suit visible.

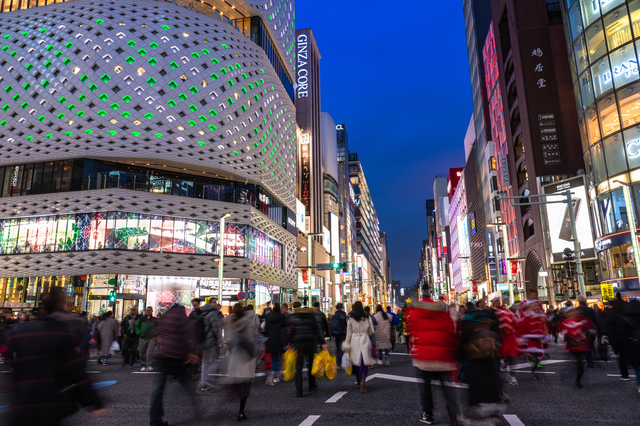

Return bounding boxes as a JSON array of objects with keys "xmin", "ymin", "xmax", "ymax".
[
  {"xmin": 517, "ymin": 300, "xmax": 550, "ymax": 379},
  {"xmin": 492, "ymin": 296, "xmax": 520, "ymax": 386},
  {"xmin": 559, "ymin": 306, "xmax": 596, "ymax": 388}
]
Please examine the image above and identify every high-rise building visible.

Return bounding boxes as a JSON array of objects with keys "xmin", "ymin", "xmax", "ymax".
[
  {"xmin": 349, "ymin": 152, "xmax": 382, "ymax": 305},
  {"xmin": 482, "ymin": 0, "xmax": 585, "ymax": 299},
  {"xmin": 560, "ymin": 0, "xmax": 640, "ymax": 298},
  {"xmin": 0, "ymin": 0, "xmax": 298, "ymax": 317},
  {"xmin": 433, "ymin": 176, "xmax": 451, "ymax": 297}
]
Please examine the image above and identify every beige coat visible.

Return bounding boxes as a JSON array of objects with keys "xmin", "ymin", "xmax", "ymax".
[
  {"xmin": 342, "ymin": 317, "xmax": 375, "ymax": 366},
  {"xmin": 223, "ymin": 311, "xmax": 259, "ymax": 383},
  {"xmin": 373, "ymin": 312, "xmax": 393, "ymax": 350}
]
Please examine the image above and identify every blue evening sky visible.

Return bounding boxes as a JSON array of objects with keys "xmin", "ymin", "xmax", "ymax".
[{"xmin": 296, "ymin": 1, "xmax": 472, "ymax": 288}]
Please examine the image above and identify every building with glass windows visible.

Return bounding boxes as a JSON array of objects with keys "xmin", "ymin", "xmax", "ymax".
[
  {"xmin": 562, "ymin": 0, "xmax": 640, "ymax": 297},
  {"xmin": 0, "ymin": 0, "xmax": 298, "ymax": 317}
]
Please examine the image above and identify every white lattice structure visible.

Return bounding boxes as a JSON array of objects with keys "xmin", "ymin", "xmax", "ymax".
[
  {"xmin": 0, "ymin": 0, "xmax": 298, "ymax": 289},
  {"xmin": 246, "ymin": 0, "xmax": 295, "ymax": 76}
]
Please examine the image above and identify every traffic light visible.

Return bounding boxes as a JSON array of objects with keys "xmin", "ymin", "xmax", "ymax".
[
  {"xmin": 332, "ymin": 261, "xmax": 340, "ymax": 269},
  {"xmin": 109, "ymin": 291, "xmax": 116, "ymax": 303}
]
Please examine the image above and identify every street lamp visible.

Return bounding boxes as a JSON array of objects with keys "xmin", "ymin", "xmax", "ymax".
[
  {"xmin": 217, "ymin": 213, "xmax": 231, "ymax": 307},
  {"xmin": 487, "ymin": 222, "xmax": 515, "ymax": 306},
  {"xmin": 613, "ymin": 180, "xmax": 640, "ymax": 281},
  {"xmin": 305, "ymin": 232, "xmax": 324, "ymax": 307}
]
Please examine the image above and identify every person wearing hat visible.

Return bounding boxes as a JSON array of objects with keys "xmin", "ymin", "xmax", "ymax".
[
  {"xmin": 559, "ymin": 305, "xmax": 596, "ymax": 388},
  {"xmin": 577, "ymin": 295, "xmax": 599, "ymax": 368}
]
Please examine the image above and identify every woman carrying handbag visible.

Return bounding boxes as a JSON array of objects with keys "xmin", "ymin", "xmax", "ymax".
[{"xmin": 342, "ymin": 302, "xmax": 376, "ymax": 393}]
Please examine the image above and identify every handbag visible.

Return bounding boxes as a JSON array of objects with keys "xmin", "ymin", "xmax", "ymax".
[
  {"xmin": 110, "ymin": 341, "xmax": 120, "ymax": 352},
  {"xmin": 371, "ymin": 346, "xmax": 379, "ymax": 359}
]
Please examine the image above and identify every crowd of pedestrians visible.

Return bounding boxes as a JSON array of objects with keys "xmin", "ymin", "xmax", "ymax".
[{"xmin": 1, "ymin": 286, "xmax": 640, "ymax": 426}]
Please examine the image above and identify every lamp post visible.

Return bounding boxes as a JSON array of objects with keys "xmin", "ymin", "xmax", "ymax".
[
  {"xmin": 305, "ymin": 232, "xmax": 324, "ymax": 307},
  {"xmin": 487, "ymin": 222, "xmax": 514, "ymax": 306},
  {"xmin": 613, "ymin": 180, "xmax": 640, "ymax": 281},
  {"xmin": 217, "ymin": 213, "xmax": 231, "ymax": 307}
]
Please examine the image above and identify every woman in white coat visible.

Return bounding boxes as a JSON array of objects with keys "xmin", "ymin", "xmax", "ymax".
[{"xmin": 342, "ymin": 301, "xmax": 375, "ymax": 393}]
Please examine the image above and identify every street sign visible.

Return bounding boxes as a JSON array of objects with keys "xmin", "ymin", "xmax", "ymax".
[
  {"xmin": 238, "ymin": 291, "xmax": 247, "ymax": 300},
  {"xmin": 316, "ymin": 263, "xmax": 334, "ymax": 271},
  {"xmin": 601, "ymin": 283, "xmax": 614, "ymax": 302},
  {"xmin": 247, "ymin": 291, "xmax": 256, "ymax": 300}
]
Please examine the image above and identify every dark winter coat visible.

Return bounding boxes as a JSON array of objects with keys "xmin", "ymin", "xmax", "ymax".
[
  {"xmin": 461, "ymin": 308, "xmax": 501, "ymax": 360},
  {"xmin": 621, "ymin": 301, "xmax": 640, "ymax": 368},
  {"xmin": 287, "ymin": 307, "xmax": 324, "ymax": 345},
  {"xmin": 199, "ymin": 304, "xmax": 222, "ymax": 349},
  {"xmin": 330, "ymin": 310, "xmax": 347, "ymax": 336},
  {"xmin": 121, "ymin": 313, "xmax": 140, "ymax": 338},
  {"xmin": 265, "ymin": 311, "xmax": 287, "ymax": 355}
]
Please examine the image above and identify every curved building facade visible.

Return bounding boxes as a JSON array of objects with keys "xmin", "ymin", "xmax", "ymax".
[
  {"xmin": 0, "ymin": 0, "xmax": 298, "ymax": 316},
  {"xmin": 562, "ymin": 0, "xmax": 640, "ymax": 295}
]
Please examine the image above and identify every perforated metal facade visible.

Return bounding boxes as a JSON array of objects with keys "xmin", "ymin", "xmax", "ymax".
[{"xmin": 0, "ymin": 0, "xmax": 297, "ymax": 289}]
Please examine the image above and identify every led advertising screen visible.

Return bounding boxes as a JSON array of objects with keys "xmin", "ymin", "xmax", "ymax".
[
  {"xmin": 543, "ymin": 176, "xmax": 596, "ymax": 262},
  {"xmin": 329, "ymin": 213, "xmax": 339, "ymax": 257}
]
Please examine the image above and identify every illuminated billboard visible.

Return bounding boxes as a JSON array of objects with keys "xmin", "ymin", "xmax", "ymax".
[{"xmin": 542, "ymin": 176, "xmax": 596, "ymax": 262}]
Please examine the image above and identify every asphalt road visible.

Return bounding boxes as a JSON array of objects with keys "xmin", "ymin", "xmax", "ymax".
[{"xmin": 1, "ymin": 341, "xmax": 639, "ymax": 426}]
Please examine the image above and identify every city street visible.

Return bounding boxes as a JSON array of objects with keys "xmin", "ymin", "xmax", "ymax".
[{"xmin": 2, "ymin": 342, "xmax": 637, "ymax": 426}]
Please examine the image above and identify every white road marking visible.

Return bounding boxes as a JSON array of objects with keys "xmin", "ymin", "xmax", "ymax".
[
  {"xmin": 132, "ymin": 371, "xmax": 162, "ymax": 374},
  {"xmin": 366, "ymin": 373, "xmax": 468, "ymax": 388},
  {"xmin": 607, "ymin": 374, "xmax": 637, "ymax": 377},
  {"xmin": 512, "ymin": 370, "xmax": 555, "ymax": 374},
  {"xmin": 325, "ymin": 391, "xmax": 347, "ymax": 403},
  {"xmin": 85, "ymin": 370, "xmax": 102, "ymax": 374},
  {"xmin": 0, "ymin": 371, "xmax": 10, "ymax": 373},
  {"xmin": 298, "ymin": 415, "xmax": 321, "ymax": 426},
  {"xmin": 504, "ymin": 414, "xmax": 525, "ymax": 426},
  {"xmin": 389, "ymin": 352, "xmax": 410, "ymax": 356},
  {"xmin": 509, "ymin": 359, "xmax": 570, "ymax": 370}
]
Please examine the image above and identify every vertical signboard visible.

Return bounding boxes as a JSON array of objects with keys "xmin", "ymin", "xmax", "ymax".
[
  {"xmin": 330, "ymin": 213, "xmax": 339, "ymax": 257},
  {"xmin": 499, "ymin": 154, "xmax": 510, "ymax": 187},
  {"xmin": 300, "ymin": 133, "xmax": 311, "ymax": 215}
]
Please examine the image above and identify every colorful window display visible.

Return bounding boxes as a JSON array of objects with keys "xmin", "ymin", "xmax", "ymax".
[{"xmin": 0, "ymin": 211, "xmax": 283, "ymax": 269}]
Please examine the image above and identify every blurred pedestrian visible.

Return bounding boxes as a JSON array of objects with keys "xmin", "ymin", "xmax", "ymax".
[
  {"xmin": 621, "ymin": 299, "xmax": 640, "ymax": 393},
  {"xmin": 136, "ymin": 306, "xmax": 158, "ymax": 372},
  {"xmin": 97, "ymin": 311, "xmax": 118, "ymax": 365},
  {"xmin": 492, "ymin": 296, "xmax": 519, "ymax": 386},
  {"xmin": 405, "ymin": 293, "xmax": 459, "ymax": 425},
  {"xmin": 265, "ymin": 303, "xmax": 287, "ymax": 385},
  {"xmin": 609, "ymin": 293, "xmax": 631, "ymax": 380},
  {"xmin": 342, "ymin": 301, "xmax": 375, "ymax": 394},
  {"xmin": 149, "ymin": 303, "xmax": 203, "ymax": 426},
  {"xmin": 288, "ymin": 301, "xmax": 328, "ymax": 397},
  {"xmin": 5, "ymin": 287, "xmax": 109, "ymax": 425},
  {"xmin": 576, "ymin": 295, "xmax": 599, "ymax": 368},
  {"xmin": 313, "ymin": 301, "xmax": 329, "ymax": 340},
  {"xmin": 224, "ymin": 303, "xmax": 260, "ymax": 421},
  {"xmin": 331, "ymin": 303, "xmax": 348, "ymax": 368},
  {"xmin": 460, "ymin": 302, "xmax": 505, "ymax": 423},
  {"xmin": 198, "ymin": 298, "xmax": 223, "ymax": 393},
  {"xmin": 386, "ymin": 305, "xmax": 399, "ymax": 351},
  {"xmin": 559, "ymin": 306, "xmax": 596, "ymax": 388},
  {"xmin": 374, "ymin": 305, "xmax": 392, "ymax": 366},
  {"xmin": 120, "ymin": 305, "xmax": 140, "ymax": 368},
  {"xmin": 189, "ymin": 298, "xmax": 204, "ymax": 381},
  {"xmin": 517, "ymin": 300, "xmax": 550, "ymax": 379}
]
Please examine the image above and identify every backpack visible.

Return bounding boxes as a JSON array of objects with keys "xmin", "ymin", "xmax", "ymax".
[{"xmin": 330, "ymin": 311, "xmax": 346, "ymax": 335}]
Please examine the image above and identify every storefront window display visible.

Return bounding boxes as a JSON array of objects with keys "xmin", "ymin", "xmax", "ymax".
[{"xmin": 0, "ymin": 211, "xmax": 284, "ymax": 269}]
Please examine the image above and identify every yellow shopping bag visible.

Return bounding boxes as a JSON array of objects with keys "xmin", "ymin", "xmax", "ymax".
[
  {"xmin": 283, "ymin": 348, "xmax": 297, "ymax": 382},
  {"xmin": 311, "ymin": 349, "xmax": 329, "ymax": 379},
  {"xmin": 325, "ymin": 355, "xmax": 337, "ymax": 380}
]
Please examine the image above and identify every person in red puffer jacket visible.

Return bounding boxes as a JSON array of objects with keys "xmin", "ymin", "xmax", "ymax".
[
  {"xmin": 405, "ymin": 292, "xmax": 460, "ymax": 425},
  {"xmin": 559, "ymin": 308, "xmax": 596, "ymax": 388}
]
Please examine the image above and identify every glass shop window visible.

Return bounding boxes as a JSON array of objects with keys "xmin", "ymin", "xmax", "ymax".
[
  {"xmin": 610, "ymin": 245, "xmax": 624, "ymax": 278},
  {"xmin": 609, "ymin": 43, "xmax": 639, "ymax": 88},
  {"xmin": 598, "ymin": 193, "xmax": 617, "ymax": 234},
  {"xmin": 580, "ymin": 0, "xmax": 601, "ymax": 29},
  {"xmin": 603, "ymin": 133, "xmax": 628, "ymax": 175},
  {"xmin": 586, "ymin": 105, "xmax": 602, "ymax": 144},
  {"xmin": 574, "ymin": 36, "xmax": 589, "ymax": 74},
  {"xmin": 611, "ymin": 187, "xmax": 629, "ymax": 230},
  {"xmin": 579, "ymin": 69, "xmax": 596, "ymax": 108},
  {"xmin": 586, "ymin": 20, "xmax": 607, "ymax": 63},
  {"xmin": 617, "ymin": 81, "xmax": 640, "ymax": 129},
  {"xmin": 623, "ymin": 125, "xmax": 640, "ymax": 169},
  {"xmin": 598, "ymin": 94, "xmax": 620, "ymax": 137},
  {"xmin": 598, "ymin": 250, "xmax": 611, "ymax": 280},
  {"xmin": 605, "ymin": 6, "xmax": 632, "ymax": 51},
  {"xmin": 591, "ymin": 55, "xmax": 614, "ymax": 98},
  {"xmin": 569, "ymin": 2, "xmax": 584, "ymax": 42},
  {"xmin": 630, "ymin": 0, "xmax": 640, "ymax": 39},
  {"xmin": 620, "ymin": 242, "xmax": 636, "ymax": 276}
]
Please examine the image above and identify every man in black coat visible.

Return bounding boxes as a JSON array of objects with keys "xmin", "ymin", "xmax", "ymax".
[
  {"xmin": 287, "ymin": 301, "xmax": 327, "ymax": 397},
  {"xmin": 330, "ymin": 303, "xmax": 348, "ymax": 368}
]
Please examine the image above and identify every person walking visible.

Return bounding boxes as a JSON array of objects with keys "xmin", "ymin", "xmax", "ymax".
[
  {"xmin": 517, "ymin": 300, "xmax": 550, "ymax": 379},
  {"xmin": 559, "ymin": 306, "xmax": 596, "ymax": 388},
  {"xmin": 313, "ymin": 301, "xmax": 329, "ymax": 340},
  {"xmin": 189, "ymin": 298, "xmax": 204, "ymax": 381},
  {"xmin": 97, "ymin": 311, "xmax": 118, "ymax": 365},
  {"xmin": 386, "ymin": 305, "xmax": 400, "ymax": 351},
  {"xmin": 120, "ymin": 305, "xmax": 140, "ymax": 368},
  {"xmin": 373, "ymin": 305, "xmax": 393, "ymax": 366},
  {"xmin": 331, "ymin": 303, "xmax": 348, "ymax": 368},
  {"xmin": 264, "ymin": 303, "xmax": 287, "ymax": 385},
  {"xmin": 136, "ymin": 306, "xmax": 158, "ymax": 372},
  {"xmin": 460, "ymin": 302, "xmax": 505, "ymax": 423},
  {"xmin": 609, "ymin": 294, "xmax": 631, "ymax": 380},
  {"xmin": 492, "ymin": 296, "xmax": 519, "ymax": 386},
  {"xmin": 621, "ymin": 299, "xmax": 640, "ymax": 392},
  {"xmin": 223, "ymin": 303, "xmax": 260, "ymax": 421},
  {"xmin": 198, "ymin": 299, "xmax": 223, "ymax": 393},
  {"xmin": 149, "ymin": 303, "xmax": 203, "ymax": 426},
  {"xmin": 287, "ymin": 301, "xmax": 328, "ymax": 397},
  {"xmin": 405, "ymin": 293, "xmax": 459, "ymax": 425},
  {"xmin": 342, "ymin": 301, "xmax": 376, "ymax": 394},
  {"xmin": 577, "ymin": 295, "xmax": 599, "ymax": 368}
]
